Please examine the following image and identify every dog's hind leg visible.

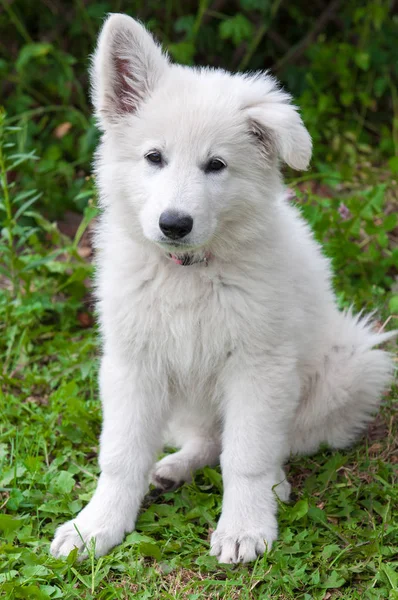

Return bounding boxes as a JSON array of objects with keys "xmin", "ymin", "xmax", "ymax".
[
  {"xmin": 151, "ymin": 436, "xmax": 221, "ymax": 491},
  {"xmin": 291, "ymin": 312, "xmax": 396, "ymax": 456},
  {"xmin": 151, "ymin": 407, "xmax": 221, "ymax": 491}
]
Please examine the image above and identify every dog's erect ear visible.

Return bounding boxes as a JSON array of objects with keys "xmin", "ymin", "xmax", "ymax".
[
  {"xmin": 242, "ymin": 74, "xmax": 312, "ymax": 171},
  {"xmin": 91, "ymin": 14, "xmax": 169, "ymax": 127}
]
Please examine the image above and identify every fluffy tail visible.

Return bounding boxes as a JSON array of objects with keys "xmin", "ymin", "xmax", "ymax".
[{"xmin": 292, "ymin": 310, "xmax": 397, "ymax": 455}]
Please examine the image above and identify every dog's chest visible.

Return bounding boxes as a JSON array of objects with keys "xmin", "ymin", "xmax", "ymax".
[
  {"xmin": 107, "ymin": 266, "xmax": 242, "ymax": 378},
  {"xmin": 148, "ymin": 273, "xmax": 234, "ymax": 376}
]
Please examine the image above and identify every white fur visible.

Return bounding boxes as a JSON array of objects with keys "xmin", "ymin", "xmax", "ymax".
[{"xmin": 50, "ymin": 14, "xmax": 396, "ymax": 564}]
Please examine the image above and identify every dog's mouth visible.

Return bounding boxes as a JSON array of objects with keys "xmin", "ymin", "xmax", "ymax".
[
  {"xmin": 166, "ymin": 251, "xmax": 211, "ymax": 266},
  {"xmin": 158, "ymin": 240, "xmax": 211, "ymax": 267}
]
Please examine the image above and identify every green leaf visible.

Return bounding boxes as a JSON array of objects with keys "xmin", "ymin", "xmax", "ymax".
[
  {"xmin": 322, "ymin": 544, "xmax": 341, "ymax": 558},
  {"xmin": 8, "ymin": 150, "xmax": 39, "ymax": 170},
  {"xmin": 40, "ymin": 586, "xmax": 63, "ymax": 599},
  {"xmin": 73, "ymin": 204, "xmax": 99, "ymax": 247},
  {"xmin": 289, "ymin": 498, "xmax": 309, "ymax": 521},
  {"xmin": 389, "ymin": 296, "xmax": 398, "ymax": 314},
  {"xmin": 21, "ymin": 565, "xmax": 51, "ymax": 578},
  {"xmin": 0, "ymin": 514, "xmax": 23, "ymax": 533},
  {"xmin": 6, "ymin": 488, "xmax": 25, "ymax": 510},
  {"xmin": 388, "ymin": 156, "xmax": 398, "ymax": 175},
  {"xmin": 219, "ymin": 15, "xmax": 253, "ymax": 46},
  {"xmin": 139, "ymin": 541, "xmax": 162, "ymax": 561},
  {"xmin": 240, "ymin": 0, "xmax": 269, "ymax": 10},
  {"xmin": 377, "ymin": 231, "xmax": 389, "ymax": 248},
  {"xmin": 125, "ymin": 531, "xmax": 155, "ymax": 545},
  {"xmin": 340, "ymin": 92, "xmax": 354, "ymax": 107},
  {"xmin": 14, "ymin": 193, "xmax": 42, "ymax": 220},
  {"xmin": 383, "ymin": 564, "xmax": 398, "ymax": 590},
  {"xmin": 167, "ymin": 42, "xmax": 195, "ymax": 65},
  {"xmin": 321, "ymin": 570, "xmax": 346, "ymax": 588},
  {"xmin": 308, "ymin": 506, "xmax": 328, "ymax": 524},
  {"xmin": 16, "ymin": 43, "xmax": 53, "ymax": 71},
  {"xmin": 1, "ymin": 464, "xmax": 27, "ymax": 486},
  {"xmin": 174, "ymin": 15, "xmax": 195, "ymax": 35},
  {"xmin": 11, "ymin": 189, "xmax": 40, "ymax": 205},
  {"xmin": 50, "ymin": 471, "xmax": 75, "ymax": 494},
  {"xmin": 0, "ymin": 443, "xmax": 7, "ymax": 461},
  {"xmin": 354, "ymin": 52, "xmax": 370, "ymax": 71},
  {"xmin": 203, "ymin": 466, "xmax": 223, "ymax": 491},
  {"xmin": 0, "ymin": 570, "xmax": 19, "ymax": 583},
  {"xmin": 383, "ymin": 213, "xmax": 397, "ymax": 232}
]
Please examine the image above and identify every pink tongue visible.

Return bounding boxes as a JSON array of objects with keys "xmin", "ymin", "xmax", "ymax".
[{"xmin": 170, "ymin": 254, "xmax": 184, "ymax": 265}]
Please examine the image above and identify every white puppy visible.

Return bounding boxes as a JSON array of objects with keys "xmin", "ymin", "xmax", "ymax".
[{"xmin": 50, "ymin": 14, "xmax": 396, "ymax": 564}]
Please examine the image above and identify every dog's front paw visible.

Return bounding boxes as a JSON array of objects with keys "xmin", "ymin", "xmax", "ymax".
[
  {"xmin": 50, "ymin": 517, "xmax": 125, "ymax": 559},
  {"xmin": 210, "ymin": 518, "xmax": 278, "ymax": 564}
]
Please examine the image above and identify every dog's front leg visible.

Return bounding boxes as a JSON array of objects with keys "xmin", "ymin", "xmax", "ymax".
[
  {"xmin": 50, "ymin": 354, "xmax": 167, "ymax": 558},
  {"xmin": 210, "ymin": 360, "xmax": 298, "ymax": 564}
]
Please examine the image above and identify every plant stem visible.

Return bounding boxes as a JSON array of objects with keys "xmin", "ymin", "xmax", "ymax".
[
  {"xmin": 0, "ymin": 116, "xmax": 18, "ymax": 296},
  {"xmin": 0, "ymin": 0, "xmax": 32, "ymax": 44},
  {"xmin": 238, "ymin": 23, "xmax": 267, "ymax": 72}
]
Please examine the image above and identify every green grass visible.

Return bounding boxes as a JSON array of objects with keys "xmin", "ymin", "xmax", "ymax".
[
  {"xmin": 0, "ymin": 331, "xmax": 397, "ymax": 600},
  {"xmin": 0, "ymin": 108, "xmax": 397, "ymax": 599},
  {"xmin": 0, "ymin": 315, "xmax": 397, "ymax": 600}
]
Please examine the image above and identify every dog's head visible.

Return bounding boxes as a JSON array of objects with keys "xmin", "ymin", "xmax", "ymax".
[{"xmin": 92, "ymin": 14, "xmax": 312, "ymax": 258}]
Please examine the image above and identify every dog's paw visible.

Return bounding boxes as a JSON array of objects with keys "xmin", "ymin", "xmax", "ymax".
[
  {"xmin": 151, "ymin": 455, "xmax": 191, "ymax": 491},
  {"xmin": 50, "ymin": 518, "xmax": 124, "ymax": 559},
  {"xmin": 210, "ymin": 520, "xmax": 278, "ymax": 564}
]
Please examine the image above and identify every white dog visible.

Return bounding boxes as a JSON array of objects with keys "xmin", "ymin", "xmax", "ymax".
[{"xmin": 50, "ymin": 14, "xmax": 396, "ymax": 564}]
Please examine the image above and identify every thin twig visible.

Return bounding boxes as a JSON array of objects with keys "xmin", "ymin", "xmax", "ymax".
[
  {"xmin": 268, "ymin": 30, "xmax": 290, "ymax": 52},
  {"xmin": 238, "ymin": 23, "xmax": 267, "ymax": 72},
  {"xmin": 275, "ymin": 0, "xmax": 341, "ymax": 72},
  {"xmin": 202, "ymin": 0, "xmax": 228, "ymax": 26},
  {"xmin": 0, "ymin": 0, "xmax": 32, "ymax": 44}
]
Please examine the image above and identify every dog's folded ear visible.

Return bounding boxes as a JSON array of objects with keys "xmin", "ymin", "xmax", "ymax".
[
  {"xmin": 242, "ymin": 74, "xmax": 312, "ymax": 171},
  {"xmin": 91, "ymin": 14, "xmax": 169, "ymax": 128}
]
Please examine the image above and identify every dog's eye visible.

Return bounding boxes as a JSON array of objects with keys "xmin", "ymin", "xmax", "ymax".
[
  {"xmin": 205, "ymin": 158, "xmax": 227, "ymax": 173},
  {"xmin": 145, "ymin": 150, "xmax": 163, "ymax": 165}
]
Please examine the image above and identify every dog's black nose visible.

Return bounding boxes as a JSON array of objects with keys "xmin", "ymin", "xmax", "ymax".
[{"xmin": 159, "ymin": 211, "xmax": 193, "ymax": 240}]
